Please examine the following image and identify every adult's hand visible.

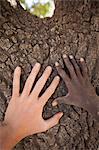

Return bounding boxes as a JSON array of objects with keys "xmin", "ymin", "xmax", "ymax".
[
  {"xmin": 53, "ymin": 55, "xmax": 99, "ymax": 122},
  {"xmin": 0, "ymin": 63, "xmax": 63, "ymax": 150}
]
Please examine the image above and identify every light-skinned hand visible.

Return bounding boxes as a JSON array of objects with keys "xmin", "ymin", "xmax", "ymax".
[{"xmin": 1, "ymin": 63, "xmax": 63, "ymax": 150}]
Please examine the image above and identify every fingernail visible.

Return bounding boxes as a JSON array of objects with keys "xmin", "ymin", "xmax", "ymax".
[
  {"xmin": 52, "ymin": 101, "xmax": 58, "ymax": 106},
  {"xmin": 16, "ymin": 66, "xmax": 21, "ymax": 71},
  {"xmin": 35, "ymin": 62, "xmax": 41, "ymax": 67},
  {"xmin": 55, "ymin": 62, "xmax": 59, "ymax": 66},
  {"xmin": 63, "ymin": 54, "xmax": 67, "ymax": 58},
  {"xmin": 59, "ymin": 112, "xmax": 63, "ymax": 118},
  {"xmin": 56, "ymin": 76, "xmax": 60, "ymax": 81},
  {"xmin": 80, "ymin": 58, "xmax": 84, "ymax": 62},
  {"xmin": 69, "ymin": 55, "xmax": 73, "ymax": 59},
  {"xmin": 47, "ymin": 66, "xmax": 52, "ymax": 71}
]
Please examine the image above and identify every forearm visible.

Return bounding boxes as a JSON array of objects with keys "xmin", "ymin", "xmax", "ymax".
[{"xmin": 0, "ymin": 122, "xmax": 21, "ymax": 150}]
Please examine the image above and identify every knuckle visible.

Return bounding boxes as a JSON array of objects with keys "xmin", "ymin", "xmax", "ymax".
[
  {"xmin": 48, "ymin": 88, "xmax": 53, "ymax": 94},
  {"xmin": 67, "ymin": 63, "xmax": 74, "ymax": 71},
  {"xmin": 55, "ymin": 118, "xmax": 59, "ymax": 125},
  {"xmin": 33, "ymin": 66, "xmax": 39, "ymax": 72},
  {"xmin": 62, "ymin": 71, "xmax": 66, "ymax": 77},
  {"xmin": 70, "ymin": 66, "xmax": 74, "ymax": 72},
  {"xmin": 60, "ymin": 71, "xmax": 66, "ymax": 79},
  {"xmin": 27, "ymin": 77, "xmax": 31, "ymax": 83},
  {"xmin": 56, "ymin": 114, "xmax": 60, "ymax": 121},
  {"xmin": 85, "ymin": 68, "xmax": 88, "ymax": 73},
  {"xmin": 75, "ymin": 65, "xmax": 79, "ymax": 70},
  {"xmin": 15, "ymin": 72, "xmax": 19, "ymax": 77}
]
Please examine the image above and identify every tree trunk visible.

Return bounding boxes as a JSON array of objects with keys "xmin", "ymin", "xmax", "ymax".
[{"xmin": 0, "ymin": 0, "xmax": 99, "ymax": 149}]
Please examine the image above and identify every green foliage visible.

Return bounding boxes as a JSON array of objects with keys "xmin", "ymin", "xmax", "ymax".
[
  {"xmin": 19, "ymin": 0, "xmax": 55, "ymax": 18},
  {"xmin": 19, "ymin": 0, "xmax": 25, "ymax": 3},
  {"xmin": 31, "ymin": 2, "xmax": 50, "ymax": 18}
]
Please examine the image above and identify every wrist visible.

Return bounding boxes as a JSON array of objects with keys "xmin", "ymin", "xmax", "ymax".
[
  {"xmin": 85, "ymin": 96, "xmax": 99, "ymax": 122},
  {"xmin": 0, "ymin": 121, "xmax": 22, "ymax": 150}
]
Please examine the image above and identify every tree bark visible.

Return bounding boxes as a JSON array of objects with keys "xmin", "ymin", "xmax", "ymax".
[{"xmin": 0, "ymin": 0, "xmax": 99, "ymax": 149}]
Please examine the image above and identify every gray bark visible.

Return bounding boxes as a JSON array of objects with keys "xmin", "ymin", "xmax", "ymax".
[{"xmin": 0, "ymin": 0, "xmax": 99, "ymax": 149}]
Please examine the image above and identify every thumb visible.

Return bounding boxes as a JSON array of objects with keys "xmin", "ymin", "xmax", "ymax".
[
  {"xmin": 45, "ymin": 112, "xmax": 63, "ymax": 130},
  {"xmin": 52, "ymin": 94, "xmax": 71, "ymax": 106}
]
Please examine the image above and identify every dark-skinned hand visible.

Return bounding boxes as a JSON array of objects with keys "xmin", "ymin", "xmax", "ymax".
[{"xmin": 52, "ymin": 54, "xmax": 99, "ymax": 122}]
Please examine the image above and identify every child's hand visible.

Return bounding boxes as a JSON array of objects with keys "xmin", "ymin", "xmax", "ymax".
[
  {"xmin": 2, "ymin": 63, "xmax": 63, "ymax": 150},
  {"xmin": 52, "ymin": 55, "xmax": 99, "ymax": 122}
]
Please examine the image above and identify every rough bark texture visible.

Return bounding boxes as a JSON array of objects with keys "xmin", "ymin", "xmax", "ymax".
[{"xmin": 0, "ymin": 0, "xmax": 99, "ymax": 149}]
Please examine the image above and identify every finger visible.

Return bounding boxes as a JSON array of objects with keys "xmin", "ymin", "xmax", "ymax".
[
  {"xmin": 80, "ymin": 58, "xmax": 88, "ymax": 77},
  {"xmin": 12, "ymin": 66, "xmax": 21, "ymax": 97},
  {"xmin": 52, "ymin": 96, "xmax": 67, "ymax": 106},
  {"xmin": 44, "ymin": 112, "xmax": 63, "ymax": 131},
  {"xmin": 69, "ymin": 55, "xmax": 83, "ymax": 80},
  {"xmin": 63, "ymin": 54, "xmax": 77, "ymax": 80},
  {"xmin": 55, "ymin": 62, "xmax": 71, "ymax": 88},
  {"xmin": 40, "ymin": 76, "xmax": 60, "ymax": 106},
  {"xmin": 30, "ymin": 66, "xmax": 52, "ymax": 98},
  {"xmin": 22, "ymin": 63, "xmax": 41, "ymax": 96},
  {"xmin": 52, "ymin": 94, "xmax": 72, "ymax": 106}
]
